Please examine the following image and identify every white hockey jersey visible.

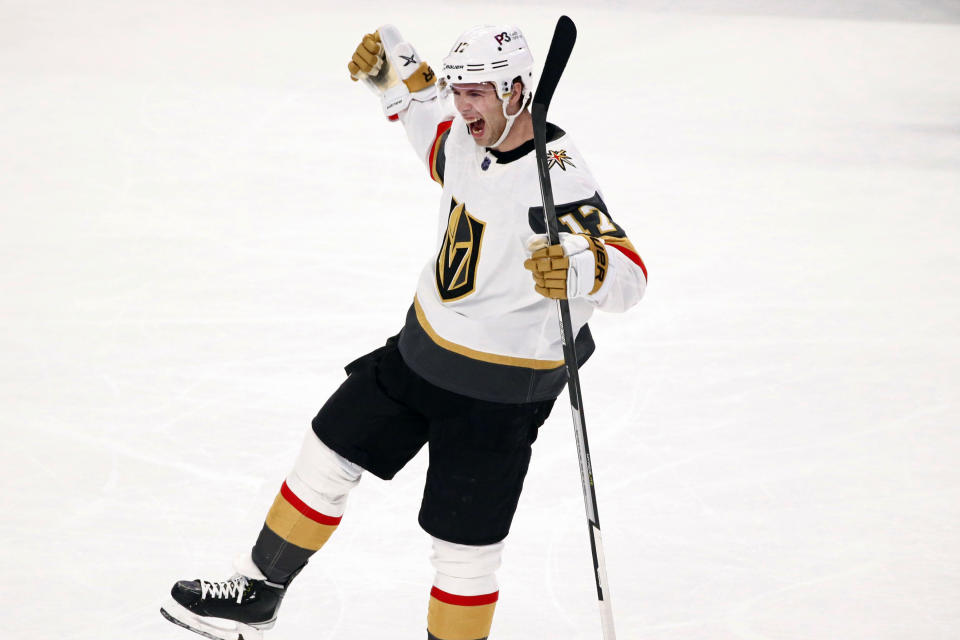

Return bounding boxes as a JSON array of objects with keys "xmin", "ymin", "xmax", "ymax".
[{"xmin": 394, "ymin": 99, "xmax": 647, "ymax": 403}]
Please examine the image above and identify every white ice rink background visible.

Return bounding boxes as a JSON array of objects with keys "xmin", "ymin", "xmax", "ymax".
[{"xmin": 2, "ymin": 1, "xmax": 959, "ymax": 638}]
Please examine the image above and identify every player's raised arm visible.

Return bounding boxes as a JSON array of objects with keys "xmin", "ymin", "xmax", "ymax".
[{"xmin": 348, "ymin": 25, "xmax": 452, "ymax": 175}]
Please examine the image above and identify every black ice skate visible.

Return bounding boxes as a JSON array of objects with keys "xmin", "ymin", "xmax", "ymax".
[{"xmin": 160, "ymin": 574, "xmax": 286, "ymax": 640}]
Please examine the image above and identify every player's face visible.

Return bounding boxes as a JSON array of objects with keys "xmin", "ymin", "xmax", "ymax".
[{"xmin": 451, "ymin": 82, "xmax": 507, "ymax": 148}]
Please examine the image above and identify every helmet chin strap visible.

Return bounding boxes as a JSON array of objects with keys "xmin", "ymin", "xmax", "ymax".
[{"xmin": 490, "ymin": 93, "xmax": 531, "ymax": 149}]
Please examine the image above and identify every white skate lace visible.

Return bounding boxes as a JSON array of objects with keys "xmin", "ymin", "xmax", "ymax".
[{"xmin": 199, "ymin": 575, "xmax": 250, "ymax": 604}]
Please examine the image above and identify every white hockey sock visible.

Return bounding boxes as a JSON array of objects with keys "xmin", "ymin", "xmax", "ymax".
[
  {"xmin": 251, "ymin": 432, "xmax": 363, "ymax": 583},
  {"xmin": 427, "ymin": 538, "xmax": 503, "ymax": 639}
]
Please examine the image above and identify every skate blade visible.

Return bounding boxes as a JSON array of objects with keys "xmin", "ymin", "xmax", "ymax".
[{"xmin": 160, "ymin": 598, "xmax": 273, "ymax": 640}]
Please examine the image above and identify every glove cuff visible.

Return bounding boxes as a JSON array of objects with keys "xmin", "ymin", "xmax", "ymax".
[
  {"xmin": 403, "ymin": 62, "xmax": 437, "ymax": 93},
  {"xmin": 568, "ymin": 236, "xmax": 609, "ymax": 298}
]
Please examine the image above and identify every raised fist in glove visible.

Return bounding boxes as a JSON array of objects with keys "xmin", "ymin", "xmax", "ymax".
[
  {"xmin": 348, "ymin": 32, "xmax": 385, "ymax": 80},
  {"xmin": 524, "ymin": 233, "xmax": 609, "ymax": 300},
  {"xmin": 348, "ymin": 25, "xmax": 437, "ymax": 119}
]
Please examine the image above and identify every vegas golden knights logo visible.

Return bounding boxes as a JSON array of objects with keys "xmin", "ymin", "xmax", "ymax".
[{"xmin": 435, "ymin": 199, "xmax": 486, "ymax": 301}]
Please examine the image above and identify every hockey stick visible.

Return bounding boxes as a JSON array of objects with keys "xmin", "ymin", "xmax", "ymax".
[{"xmin": 532, "ymin": 16, "xmax": 617, "ymax": 640}]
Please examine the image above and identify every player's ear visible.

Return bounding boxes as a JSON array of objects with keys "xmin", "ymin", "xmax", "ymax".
[{"xmin": 510, "ymin": 79, "xmax": 525, "ymax": 111}]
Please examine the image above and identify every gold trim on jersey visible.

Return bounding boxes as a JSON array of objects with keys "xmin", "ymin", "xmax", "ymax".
[
  {"xmin": 428, "ymin": 120, "xmax": 452, "ymax": 185},
  {"xmin": 430, "ymin": 137, "xmax": 444, "ymax": 185},
  {"xmin": 430, "ymin": 151, "xmax": 441, "ymax": 185},
  {"xmin": 414, "ymin": 296, "xmax": 565, "ymax": 370}
]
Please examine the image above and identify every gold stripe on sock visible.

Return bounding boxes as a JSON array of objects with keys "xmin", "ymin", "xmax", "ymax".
[
  {"xmin": 427, "ymin": 597, "xmax": 496, "ymax": 640},
  {"xmin": 264, "ymin": 492, "xmax": 338, "ymax": 551}
]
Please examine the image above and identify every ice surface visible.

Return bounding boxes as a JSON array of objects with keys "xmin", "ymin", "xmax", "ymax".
[{"xmin": 1, "ymin": 1, "xmax": 959, "ymax": 639}]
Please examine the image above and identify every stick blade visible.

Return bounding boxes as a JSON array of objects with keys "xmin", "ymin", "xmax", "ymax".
[{"xmin": 533, "ymin": 16, "xmax": 577, "ymax": 112}]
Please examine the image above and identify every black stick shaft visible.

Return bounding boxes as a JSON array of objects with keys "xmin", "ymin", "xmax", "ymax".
[{"xmin": 532, "ymin": 16, "xmax": 617, "ymax": 640}]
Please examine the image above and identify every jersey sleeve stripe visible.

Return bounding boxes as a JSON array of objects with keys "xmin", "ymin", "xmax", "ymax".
[
  {"xmin": 607, "ymin": 242, "xmax": 648, "ymax": 280},
  {"xmin": 428, "ymin": 119, "xmax": 453, "ymax": 185},
  {"xmin": 600, "ymin": 235, "xmax": 637, "ymax": 254}
]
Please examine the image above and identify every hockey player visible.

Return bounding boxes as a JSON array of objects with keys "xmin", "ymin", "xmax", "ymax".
[{"xmin": 160, "ymin": 24, "xmax": 646, "ymax": 640}]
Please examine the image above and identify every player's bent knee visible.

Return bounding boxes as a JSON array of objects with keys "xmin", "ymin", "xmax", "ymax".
[
  {"xmin": 285, "ymin": 430, "xmax": 363, "ymax": 517},
  {"xmin": 430, "ymin": 537, "xmax": 503, "ymax": 595}
]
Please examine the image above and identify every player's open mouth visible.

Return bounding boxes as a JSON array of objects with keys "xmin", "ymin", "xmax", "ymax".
[{"xmin": 467, "ymin": 117, "xmax": 485, "ymax": 138}]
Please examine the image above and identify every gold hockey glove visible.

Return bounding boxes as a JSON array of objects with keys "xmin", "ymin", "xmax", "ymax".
[
  {"xmin": 525, "ymin": 243, "xmax": 570, "ymax": 300},
  {"xmin": 348, "ymin": 25, "xmax": 437, "ymax": 120},
  {"xmin": 524, "ymin": 233, "xmax": 609, "ymax": 300},
  {"xmin": 348, "ymin": 32, "xmax": 384, "ymax": 81}
]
